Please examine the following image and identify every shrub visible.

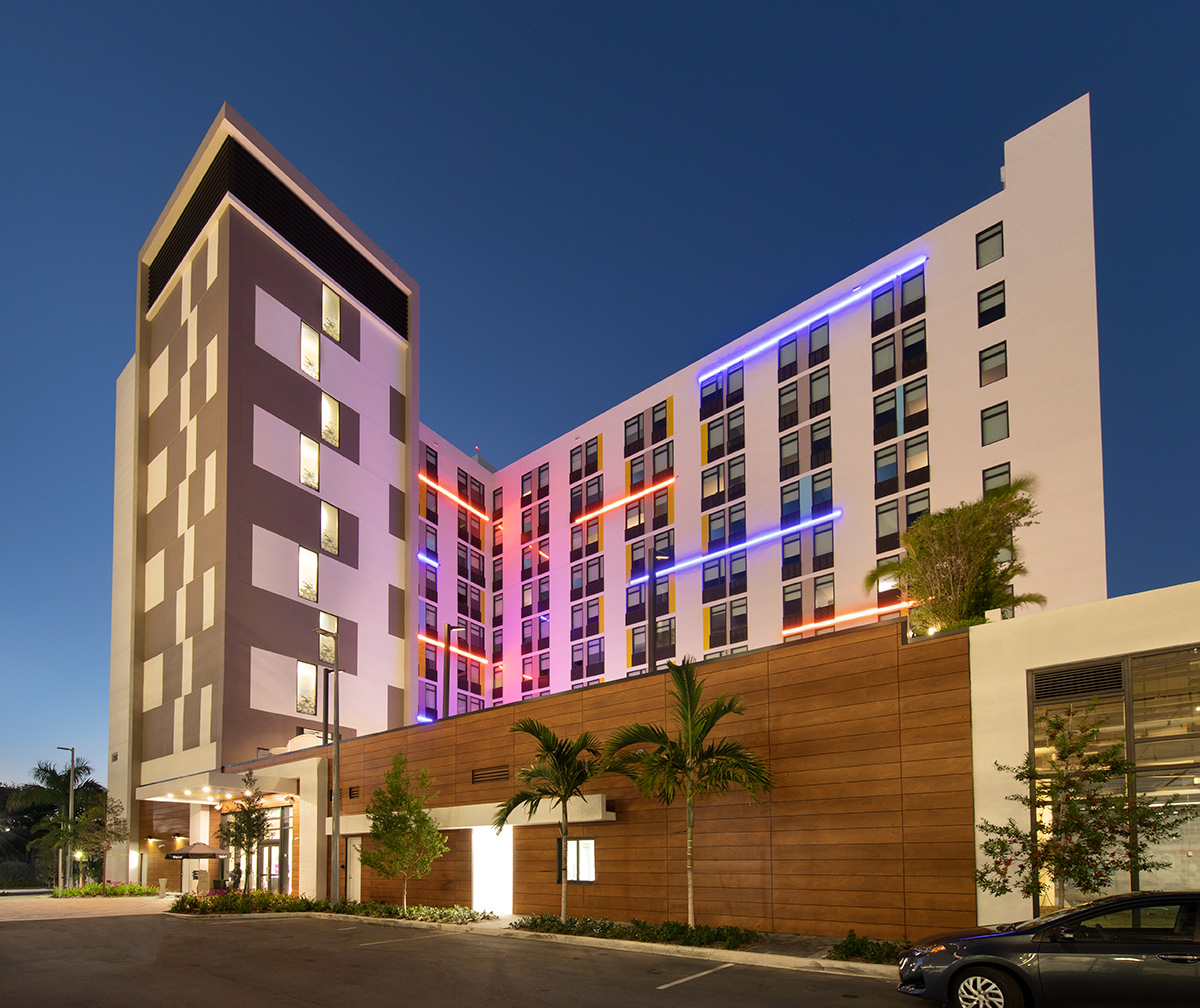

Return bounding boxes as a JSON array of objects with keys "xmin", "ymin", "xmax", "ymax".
[
  {"xmin": 51, "ymin": 882, "xmax": 160, "ymax": 898},
  {"xmin": 168, "ymin": 889, "xmax": 496, "ymax": 924},
  {"xmin": 511, "ymin": 914, "xmax": 759, "ymax": 950},
  {"xmin": 826, "ymin": 929, "xmax": 905, "ymax": 964}
]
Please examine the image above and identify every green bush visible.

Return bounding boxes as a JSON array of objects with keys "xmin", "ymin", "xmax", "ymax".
[
  {"xmin": 511, "ymin": 913, "xmax": 759, "ymax": 950},
  {"xmin": 169, "ymin": 889, "xmax": 496, "ymax": 924},
  {"xmin": 826, "ymin": 929, "xmax": 905, "ymax": 964},
  {"xmin": 52, "ymin": 882, "xmax": 160, "ymax": 898}
]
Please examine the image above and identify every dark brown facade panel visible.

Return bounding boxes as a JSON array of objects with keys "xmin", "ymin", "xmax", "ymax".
[
  {"xmin": 182, "ymin": 690, "xmax": 202, "ymax": 750},
  {"xmin": 388, "ymin": 585, "xmax": 405, "ymax": 639},
  {"xmin": 146, "ymin": 285, "xmax": 183, "ymax": 361},
  {"xmin": 388, "ymin": 486, "xmax": 405, "ymax": 539},
  {"xmin": 160, "ymin": 645, "xmax": 183, "ymax": 706},
  {"xmin": 387, "ymin": 685, "xmax": 403, "ymax": 731},
  {"xmin": 390, "ymin": 387, "xmax": 406, "ymax": 443},
  {"xmin": 141, "ymin": 704, "xmax": 175, "ymax": 761}
]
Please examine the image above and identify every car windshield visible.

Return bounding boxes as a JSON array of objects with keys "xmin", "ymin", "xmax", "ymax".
[{"xmin": 1008, "ymin": 894, "xmax": 1129, "ymax": 931}]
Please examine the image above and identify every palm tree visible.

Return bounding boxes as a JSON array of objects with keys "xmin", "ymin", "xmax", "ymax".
[
  {"xmin": 605, "ymin": 660, "xmax": 772, "ymax": 926},
  {"xmin": 6, "ymin": 760, "xmax": 103, "ymax": 888},
  {"xmin": 493, "ymin": 719, "xmax": 600, "ymax": 920}
]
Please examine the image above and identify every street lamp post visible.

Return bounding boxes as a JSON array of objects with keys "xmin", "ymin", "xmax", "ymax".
[
  {"xmin": 441, "ymin": 623, "xmax": 468, "ymax": 720},
  {"xmin": 56, "ymin": 746, "xmax": 75, "ymax": 889},
  {"xmin": 315, "ymin": 627, "xmax": 342, "ymax": 903}
]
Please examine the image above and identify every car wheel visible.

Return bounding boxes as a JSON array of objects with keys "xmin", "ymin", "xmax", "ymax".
[{"xmin": 952, "ymin": 967, "xmax": 1025, "ymax": 1008}]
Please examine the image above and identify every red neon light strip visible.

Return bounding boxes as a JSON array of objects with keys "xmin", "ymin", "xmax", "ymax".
[
  {"xmin": 573, "ymin": 476, "xmax": 677, "ymax": 526},
  {"xmin": 417, "ymin": 632, "xmax": 490, "ymax": 666},
  {"xmin": 417, "ymin": 473, "xmax": 490, "ymax": 522},
  {"xmin": 781, "ymin": 599, "xmax": 917, "ymax": 637}
]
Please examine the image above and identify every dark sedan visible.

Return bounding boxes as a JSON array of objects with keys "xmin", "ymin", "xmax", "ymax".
[{"xmin": 897, "ymin": 891, "xmax": 1200, "ymax": 1008}]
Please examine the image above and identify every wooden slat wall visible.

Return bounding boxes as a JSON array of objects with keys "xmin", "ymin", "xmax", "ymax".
[{"xmin": 297, "ymin": 622, "xmax": 974, "ymax": 939}]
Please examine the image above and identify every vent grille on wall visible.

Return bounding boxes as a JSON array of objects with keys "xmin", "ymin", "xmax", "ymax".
[
  {"xmin": 471, "ymin": 765, "xmax": 510, "ymax": 784},
  {"xmin": 1033, "ymin": 661, "xmax": 1124, "ymax": 703},
  {"xmin": 147, "ymin": 136, "xmax": 410, "ymax": 339}
]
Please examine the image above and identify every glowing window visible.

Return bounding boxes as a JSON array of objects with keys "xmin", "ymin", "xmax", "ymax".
[
  {"xmin": 321, "ymin": 501, "xmax": 339, "ymax": 555},
  {"xmin": 322, "ymin": 285, "xmax": 340, "ymax": 341},
  {"xmin": 301, "ymin": 322, "xmax": 320, "ymax": 379},
  {"xmin": 300, "ymin": 435, "xmax": 320, "ymax": 490},
  {"xmin": 297, "ymin": 662, "xmax": 317, "ymax": 715},
  {"xmin": 299, "ymin": 547, "xmax": 318, "ymax": 601},
  {"xmin": 321, "ymin": 394, "xmax": 340, "ymax": 447}
]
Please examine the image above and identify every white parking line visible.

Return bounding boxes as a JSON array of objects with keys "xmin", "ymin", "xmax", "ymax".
[
  {"xmin": 359, "ymin": 932, "xmax": 451, "ymax": 947},
  {"xmin": 656, "ymin": 962, "xmax": 735, "ymax": 989}
]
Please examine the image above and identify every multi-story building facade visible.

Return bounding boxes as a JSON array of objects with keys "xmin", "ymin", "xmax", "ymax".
[
  {"xmin": 416, "ymin": 95, "xmax": 1104, "ymax": 715},
  {"xmin": 111, "ymin": 96, "xmax": 1106, "ymax": 893}
]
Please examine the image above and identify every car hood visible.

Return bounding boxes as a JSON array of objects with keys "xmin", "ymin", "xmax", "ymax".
[{"xmin": 905, "ymin": 925, "xmax": 1018, "ymax": 948}]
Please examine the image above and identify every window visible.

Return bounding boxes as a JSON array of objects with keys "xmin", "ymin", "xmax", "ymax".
[
  {"xmin": 584, "ymin": 438, "xmax": 599, "ymax": 476},
  {"xmin": 298, "ymin": 547, "xmax": 318, "ymax": 601},
  {"xmin": 813, "ymin": 573, "xmax": 834, "ymax": 620},
  {"xmin": 871, "ymin": 285, "xmax": 895, "ymax": 335},
  {"xmin": 976, "ymin": 222, "xmax": 1003, "ymax": 269},
  {"xmin": 778, "ymin": 336, "xmax": 798, "ymax": 380},
  {"xmin": 424, "ymin": 485, "xmax": 439, "ymax": 523},
  {"xmin": 812, "ymin": 522, "xmax": 834, "ymax": 570},
  {"xmin": 457, "ymin": 468, "xmax": 470, "ymax": 499},
  {"xmin": 874, "ymin": 390, "xmax": 897, "ymax": 444},
  {"xmin": 585, "ymin": 476, "xmax": 603, "ymax": 508},
  {"xmin": 876, "ymin": 500, "xmax": 899, "ymax": 552},
  {"xmin": 521, "ymin": 618, "xmax": 534, "ymax": 651},
  {"xmin": 538, "ymin": 501, "xmax": 550, "ymax": 536},
  {"xmin": 586, "ymin": 636, "xmax": 604, "ymax": 675},
  {"xmin": 655, "ymin": 615, "xmax": 676, "ymax": 657},
  {"xmin": 874, "ymin": 445, "xmax": 898, "ymax": 497},
  {"xmin": 420, "ymin": 600, "xmax": 436, "ymax": 637},
  {"xmin": 569, "ymin": 483, "xmax": 584, "ymax": 520},
  {"xmin": 569, "ymin": 445, "xmax": 584, "ymax": 483},
  {"xmin": 980, "ymin": 342, "xmax": 1007, "ymax": 386},
  {"xmin": 321, "ymin": 285, "xmax": 340, "ymax": 341},
  {"xmin": 779, "ymin": 431, "xmax": 800, "ymax": 480},
  {"xmin": 875, "ymin": 554, "xmax": 901, "ymax": 605},
  {"xmin": 521, "ymin": 470, "xmax": 533, "ymax": 505},
  {"xmin": 625, "ymin": 500, "xmax": 645, "ymax": 538},
  {"xmin": 625, "ymin": 413, "xmax": 644, "ymax": 456},
  {"xmin": 809, "ymin": 367, "xmax": 830, "ymax": 416},
  {"xmin": 702, "ymin": 557, "xmax": 726, "ymax": 600},
  {"xmin": 701, "ymin": 464, "xmax": 725, "ymax": 509},
  {"xmin": 300, "ymin": 434, "xmax": 320, "ymax": 490},
  {"xmin": 320, "ymin": 501, "xmax": 339, "ymax": 554},
  {"xmin": 585, "ymin": 556, "xmax": 604, "ymax": 595},
  {"xmin": 727, "ymin": 455, "xmax": 746, "ymax": 500},
  {"xmin": 629, "ymin": 454, "xmax": 645, "ymax": 490},
  {"xmin": 423, "ymin": 444, "xmax": 438, "ymax": 478},
  {"xmin": 629, "ymin": 541, "xmax": 645, "ymax": 580},
  {"xmin": 570, "ymin": 564, "xmax": 583, "ymax": 599},
  {"xmin": 651, "ymin": 400, "xmax": 668, "ymax": 442},
  {"xmin": 983, "ymin": 462, "xmax": 1011, "ymax": 496},
  {"xmin": 812, "ymin": 470, "xmax": 833, "ymax": 517},
  {"xmin": 421, "ymin": 563, "xmax": 437, "ymax": 601},
  {"xmin": 781, "ymin": 531, "xmax": 802, "ymax": 580},
  {"xmin": 781, "ymin": 481, "xmax": 801, "ymax": 522},
  {"xmin": 653, "ymin": 529, "xmax": 674, "ymax": 568},
  {"xmin": 978, "ymin": 281, "xmax": 1006, "ymax": 326},
  {"xmin": 492, "ymin": 557, "xmax": 503, "ymax": 590},
  {"xmin": 905, "ymin": 432, "xmax": 929, "ymax": 484},
  {"xmin": 906, "ymin": 489, "xmax": 929, "ymax": 527},
  {"xmin": 699, "ymin": 375, "xmax": 724, "ymax": 419},
  {"xmin": 981, "ymin": 402, "xmax": 1009, "ymax": 445},
  {"xmin": 492, "ymin": 487, "xmax": 503, "ymax": 519},
  {"xmin": 901, "ymin": 321, "xmax": 926, "ymax": 376},
  {"xmin": 521, "ymin": 545, "xmax": 533, "ymax": 581},
  {"xmin": 626, "ymin": 583, "xmax": 645, "ymax": 624},
  {"xmin": 729, "ymin": 597, "xmax": 748, "ymax": 643},
  {"xmin": 727, "ymin": 407, "xmax": 744, "ymax": 451},
  {"xmin": 783, "ymin": 581, "xmax": 802, "ymax": 621},
  {"xmin": 320, "ymin": 394, "xmax": 340, "ymax": 447},
  {"xmin": 558, "ymin": 838, "xmax": 595, "ymax": 883},
  {"xmin": 652, "ymin": 441, "xmax": 674, "ymax": 478},
  {"xmin": 726, "ymin": 365, "xmax": 744, "ymax": 405},
  {"xmin": 728, "ymin": 501, "xmax": 746, "ymax": 543},
  {"xmin": 521, "ymin": 508, "xmax": 533, "ymax": 543},
  {"xmin": 296, "ymin": 661, "xmax": 317, "ymax": 715},
  {"xmin": 903, "ymin": 376, "xmax": 928, "ymax": 429},
  {"xmin": 900, "ymin": 268, "xmax": 925, "ymax": 321},
  {"xmin": 630, "ymin": 623, "xmax": 646, "ymax": 665},
  {"xmin": 808, "ymin": 319, "xmax": 829, "ymax": 366},
  {"xmin": 728, "ymin": 550, "xmax": 747, "ymax": 595},
  {"xmin": 706, "ymin": 417, "xmax": 725, "ymax": 462},
  {"xmin": 778, "ymin": 382, "xmax": 799, "ymax": 431},
  {"xmin": 537, "ymin": 462, "xmax": 550, "ymax": 496},
  {"xmin": 584, "ymin": 519, "xmax": 599, "ymax": 554},
  {"xmin": 301, "ymin": 322, "xmax": 320, "ymax": 379},
  {"xmin": 571, "ymin": 523, "xmax": 584, "ymax": 559},
  {"xmin": 872, "ymin": 336, "xmax": 895, "ymax": 389},
  {"xmin": 708, "ymin": 602, "xmax": 727, "ymax": 647},
  {"xmin": 571, "ymin": 603, "xmax": 585, "ymax": 640},
  {"xmin": 707, "ymin": 509, "xmax": 726, "ymax": 551}
]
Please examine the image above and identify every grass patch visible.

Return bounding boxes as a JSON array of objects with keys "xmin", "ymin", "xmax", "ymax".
[
  {"xmin": 169, "ymin": 889, "xmax": 496, "ymax": 924},
  {"xmin": 511, "ymin": 913, "xmax": 759, "ymax": 950},
  {"xmin": 826, "ymin": 929, "xmax": 905, "ymax": 964},
  {"xmin": 52, "ymin": 882, "xmax": 160, "ymax": 898}
]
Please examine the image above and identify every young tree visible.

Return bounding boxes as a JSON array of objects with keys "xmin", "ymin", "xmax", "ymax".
[
  {"xmin": 864, "ymin": 477, "xmax": 1044, "ymax": 634},
  {"xmin": 76, "ymin": 797, "xmax": 129, "ymax": 894},
  {"xmin": 605, "ymin": 660, "xmax": 773, "ymax": 926},
  {"xmin": 217, "ymin": 771, "xmax": 271, "ymax": 890},
  {"xmin": 359, "ymin": 753, "xmax": 448, "ymax": 909},
  {"xmin": 976, "ymin": 703, "xmax": 1197, "ymax": 910},
  {"xmin": 493, "ymin": 719, "xmax": 601, "ymax": 921}
]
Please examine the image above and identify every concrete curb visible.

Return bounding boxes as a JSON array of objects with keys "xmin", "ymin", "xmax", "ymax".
[{"xmin": 166, "ymin": 911, "xmax": 896, "ymax": 980}]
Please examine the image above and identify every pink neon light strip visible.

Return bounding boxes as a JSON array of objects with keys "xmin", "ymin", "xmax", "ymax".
[
  {"xmin": 573, "ymin": 476, "xmax": 677, "ymax": 526},
  {"xmin": 417, "ymin": 632, "xmax": 490, "ymax": 666},
  {"xmin": 781, "ymin": 599, "xmax": 917, "ymax": 637},
  {"xmin": 417, "ymin": 473, "xmax": 490, "ymax": 522}
]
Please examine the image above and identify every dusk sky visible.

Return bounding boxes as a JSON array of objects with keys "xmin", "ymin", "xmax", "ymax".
[{"xmin": 2, "ymin": 3, "xmax": 1197, "ymax": 784}]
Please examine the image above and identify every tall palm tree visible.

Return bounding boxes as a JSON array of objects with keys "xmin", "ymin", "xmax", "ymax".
[
  {"xmin": 6, "ymin": 760, "xmax": 103, "ymax": 887},
  {"xmin": 493, "ymin": 719, "xmax": 600, "ymax": 920},
  {"xmin": 605, "ymin": 660, "xmax": 772, "ymax": 926}
]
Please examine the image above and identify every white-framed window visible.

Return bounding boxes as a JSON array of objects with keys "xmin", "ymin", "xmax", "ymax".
[{"xmin": 558, "ymin": 837, "xmax": 596, "ymax": 883}]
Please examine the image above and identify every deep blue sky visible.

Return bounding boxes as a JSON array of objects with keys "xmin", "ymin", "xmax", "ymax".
[{"xmin": 2, "ymin": 3, "xmax": 1197, "ymax": 785}]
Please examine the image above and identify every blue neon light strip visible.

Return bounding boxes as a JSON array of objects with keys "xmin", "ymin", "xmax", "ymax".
[
  {"xmin": 628, "ymin": 508, "xmax": 843, "ymax": 586},
  {"xmin": 416, "ymin": 715, "xmax": 434, "ymax": 723},
  {"xmin": 417, "ymin": 552, "xmax": 439, "ymax": 567},
  {"xmin": 697, "ymin": 257, "xmax": 927, "ymax": 383}
]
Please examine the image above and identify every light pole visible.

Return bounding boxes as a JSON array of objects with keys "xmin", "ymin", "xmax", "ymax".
[
  {"xmin": 56, "ymin": 746, "xmax": 75, "ymax": 889},
  {"xmin": 441, "ymin": 623, "xmax": 468, "ymax": 720},
  {"xmin": 315, "ymin": 626, "xmax": 342, "ymax": 903}
]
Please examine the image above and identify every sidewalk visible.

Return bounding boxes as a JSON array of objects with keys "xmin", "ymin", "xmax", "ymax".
[{"xmin": 0, "ymin": 892, "xmax": 175, "ymax": 922}]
